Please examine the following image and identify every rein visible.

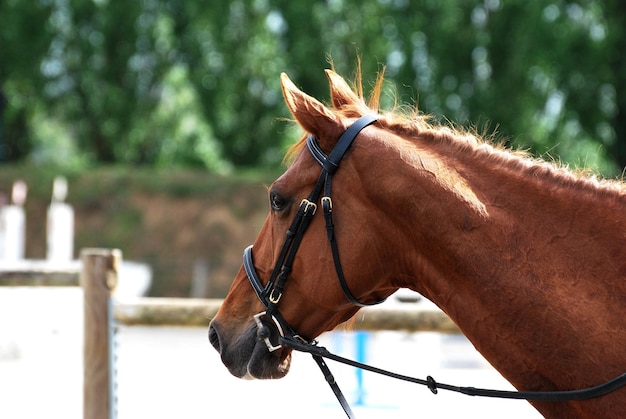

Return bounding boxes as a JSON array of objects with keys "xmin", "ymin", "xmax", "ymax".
[
  {"xmin": 242, "ymin": 115, "xmax": 626, "ymax": 417},
  {"xmin": 280, "ymin": 335, "xmax": 626, "ymax": 402}
]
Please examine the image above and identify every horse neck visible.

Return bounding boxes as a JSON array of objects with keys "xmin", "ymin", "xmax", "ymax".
[{"xmin": 364, "ymin": 129, "xmax": 626, "ymax": 413}]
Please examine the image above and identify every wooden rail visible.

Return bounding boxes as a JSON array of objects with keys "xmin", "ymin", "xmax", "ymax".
[
  {"xmin": 0, "ymin": 266, "xmax": 459, "ymax": 333},
  {"xmin": 0, "ymin": 271, "xmax": 459, "ymax": 333},
  {"xmin": 0, "ymin": 269, "xmax": 79, "ymax": 286},
  {"xmin": 113, "ymin": 298, "xmax": 460, "ymax": 333}
]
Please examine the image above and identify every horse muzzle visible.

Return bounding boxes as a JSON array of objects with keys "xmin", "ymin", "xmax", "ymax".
[{"xmin": 208, "ymin": 318, "xmax": 292, "ymax": 380}]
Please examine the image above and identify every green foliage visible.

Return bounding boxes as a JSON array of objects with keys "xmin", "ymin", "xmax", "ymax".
[{"xmin": 1, "ymin": 0, "xmax": 625, "ymax": 176}]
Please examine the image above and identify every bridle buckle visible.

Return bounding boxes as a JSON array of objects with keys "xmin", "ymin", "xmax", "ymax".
[
  {"xmin": 300, "ymin": 198, "xmax": 317, "ymax": 215},
  {"xmin": 268, "ymin": 289, "xmax": 282, "ymax": 304},
  {"xmin": 321, "ymin": 196, "xmax": 332, "ymax": 212}
]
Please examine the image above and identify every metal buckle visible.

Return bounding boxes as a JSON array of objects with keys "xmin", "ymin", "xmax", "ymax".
[
  {"xmin": 293, "ymin": 335, "xmax": 308, "ymax": 344},
  {"xmin": 300, "ymin": 198, "xmax": 317, "ymax": 215},
  {"xmin": 268, "ymin": 288, "xmax": 282, "ymax": 304},
  {"xmin": 253, "ymin": 311, "xmax": 285, "ymax": 352},
  {"xmin": 321, "ymin": 196, "xmax": 332, "ymax": 212}
]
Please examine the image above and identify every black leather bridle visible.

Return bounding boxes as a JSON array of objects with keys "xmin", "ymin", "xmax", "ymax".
[
  {"xmin": 243, "ymin": 115, "xmax": 382, "ymax": 416},
  {"xmin": 241, "ymin": 115, "xmax": 626, "ymax": 418},
  {"xmin": 243, "ymin": 114, "xmax": 383, "ymax": 351}
]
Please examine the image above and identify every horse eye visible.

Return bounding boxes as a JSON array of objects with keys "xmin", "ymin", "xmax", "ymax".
[{"xmin": 270, "ymin": 191, "xmax": 288, "ymax": 212}]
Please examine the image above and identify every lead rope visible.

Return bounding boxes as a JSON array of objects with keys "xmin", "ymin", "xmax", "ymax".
[{"xmin": 280, "ymin": 335, "xmax": 626, "ymax": 417}]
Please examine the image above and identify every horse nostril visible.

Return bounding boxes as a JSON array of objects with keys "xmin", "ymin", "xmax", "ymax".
[{"xmin": 208, "ymin": 323, "xmax": 221, "ymax": 352}]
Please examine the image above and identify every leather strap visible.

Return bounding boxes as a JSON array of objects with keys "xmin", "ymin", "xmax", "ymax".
[
  {"xmin": 312, "ymin": 355, "xmax": 355, "ymax": 418},
  {"xmin": 281, "ymin": 335, "xmax": 626, "ymax": 403},
  {"xmin": 305, "ymin": 115, "xmax": 385, "ymax": 306},
  {"xmin": 324, "ymin": 114, "xmax": 378, "ymax": 174}
]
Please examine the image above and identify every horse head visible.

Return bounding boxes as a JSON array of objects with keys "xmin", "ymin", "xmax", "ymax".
[{"xmin": 208, "ymin": 70, "xmax": 401, "ymax": 379}]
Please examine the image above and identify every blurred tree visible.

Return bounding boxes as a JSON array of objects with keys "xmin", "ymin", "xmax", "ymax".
[
  {"xmin": 165, "ymin": 0, "xmax": 289, "ymax": 166},
  {"xmin": 0, "ymin": 0, "xmax": 52, "ymax": 161},
  {"xmin": 311, "ymin": 0, "xmax": 621, "ymax": 173},
  {"xmin": 604, "ymin": 0, "xmax": 626, "ymax": 169},
  {"xmin": 236, "ymin": 0, "xmax": 625, "ymax": 174},
  {"xmin": 0, "ymin": 0, "xmax": 624, "ymax": 175},
  {"xmin": 33, "ymin": 0, "xmax": 228, "ymax": 169}
]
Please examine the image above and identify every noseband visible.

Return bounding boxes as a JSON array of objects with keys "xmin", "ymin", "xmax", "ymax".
[
  {"xmin": 243, "ymin": 114, "xmax": 384, "ymax": 351},
  {"xmin": 240, "ymin": 115, "xmax": 626, "ymax": 418}
]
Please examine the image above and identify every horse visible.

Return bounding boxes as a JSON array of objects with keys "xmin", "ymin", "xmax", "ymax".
[{"xmin": 209, "ymin": 68, "xmax": 626, "ymax": 418}]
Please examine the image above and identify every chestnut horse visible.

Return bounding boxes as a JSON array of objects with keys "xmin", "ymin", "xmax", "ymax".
[{"xmin": 209, "ymin": 69, "xmax": 626, "ymax": 418}]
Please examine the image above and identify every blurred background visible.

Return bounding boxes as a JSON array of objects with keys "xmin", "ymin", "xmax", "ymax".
[{"xmin": 0, "ymin": 0, "xmax": 625, "ymax": 297}]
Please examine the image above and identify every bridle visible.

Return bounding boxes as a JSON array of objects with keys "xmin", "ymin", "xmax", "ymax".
[
  {"xmin": 242, "ymin": 115, "xmax": 626, "ymax": 418},
  {"xmin": 243, "ymin": 114, "xmax": 383, "ymax": 352}
]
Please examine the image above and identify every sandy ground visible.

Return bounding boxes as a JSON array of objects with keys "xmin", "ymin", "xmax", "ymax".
[{"xmin": 0, "ymin": 288, "xmax": 542, "ymax": 418}]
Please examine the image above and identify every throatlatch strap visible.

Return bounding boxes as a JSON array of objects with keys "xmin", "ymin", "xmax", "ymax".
[{"xmin": 305, "ymin": 115, "xmax": 386, "ymax": 307}]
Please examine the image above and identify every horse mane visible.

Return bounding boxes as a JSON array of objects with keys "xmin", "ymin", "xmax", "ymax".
[{"xmin": 284, "ymin": 67, "xmax": 626, "ymax": 200}]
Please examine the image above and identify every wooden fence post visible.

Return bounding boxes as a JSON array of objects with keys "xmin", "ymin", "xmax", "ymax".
[{"xmin": 81, "ymin": 248, "xmax": 121, "ymax": 419}]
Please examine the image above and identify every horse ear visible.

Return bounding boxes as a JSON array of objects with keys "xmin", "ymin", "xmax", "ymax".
[
  {"xmin": 281, "ymin": 72, "xmax": 344, "ymax": 147},
  {"xmin": 325, "ymin": 69, "xmax": 361, "ymax": 109}
]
